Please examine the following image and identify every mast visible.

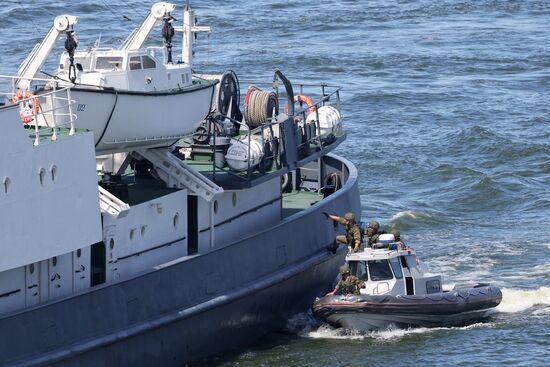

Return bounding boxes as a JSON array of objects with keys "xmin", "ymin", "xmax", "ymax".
[{"xmin": 179, "ymin": 1, "xmax": 210, "ymax": 67}]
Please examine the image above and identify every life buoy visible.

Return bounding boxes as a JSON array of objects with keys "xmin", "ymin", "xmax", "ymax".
[
  {"xmin": 285, "ymin": 94, "xmax": 316, "ymax": 114},
  {"xmin": 11, "ymin": 90, "xmax": 40, "ymax": 124}
]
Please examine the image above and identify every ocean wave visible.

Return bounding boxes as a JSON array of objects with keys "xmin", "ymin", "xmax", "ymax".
[
  {"xmin": 497, "ymin": 287, "xmax": 550, "ymax": 313},
  {"xmin": 389, "ymin": 210, "xmax": 449, "ymax": 229}
]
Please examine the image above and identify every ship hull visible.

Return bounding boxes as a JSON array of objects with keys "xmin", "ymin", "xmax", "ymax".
[{"xmin": 0, "ymin": 154, "xmax": 359, "ymax": 367}]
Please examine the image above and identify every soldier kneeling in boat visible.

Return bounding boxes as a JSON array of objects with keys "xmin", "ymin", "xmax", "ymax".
[
  {"xmin": 323, "ymin": 212, "xmax": 362, "ymax": 253},
  {"xmin": 328, "ymin": 266, "xmax": 365, "ymax": 296},
  {"xmin": 392, "ymin": 230, "xmax": 406, "ymax": 250},
  {"xmin": 364, "ymin": 220, "xmax": 385, "ymax": 248}
]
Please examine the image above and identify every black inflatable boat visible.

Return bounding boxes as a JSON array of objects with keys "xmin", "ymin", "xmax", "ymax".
[{"xmin": 313, "ymin": 283, "xmax": 502, "ymax": 331}]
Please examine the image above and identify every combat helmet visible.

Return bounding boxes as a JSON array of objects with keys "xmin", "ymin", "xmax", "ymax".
[
  {"xmin": 339, "ymin": 265, "xmax": 350, "ymax": 275},
  {"xmin": 367, "ymin": 220, "xmax": 380, "ymax": 230},
  {"xmin": 392, "ymin": 229, "xmax": 401, "ymax": 239},
  {"xmin": 344, "ymin": 212, "xmax": 355, "ymax": 221}
]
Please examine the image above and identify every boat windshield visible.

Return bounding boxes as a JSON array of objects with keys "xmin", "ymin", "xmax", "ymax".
[
  {"xmin": 368, "ymin": 260, "xmax": 393, "ymax": 281},
  {"xmin": 389, "ymin": 257, "xmax": 403, "ymax": 279},
  {"xmin": 349, "ymin": 261, "xmax": 368, "ymax": 281}
]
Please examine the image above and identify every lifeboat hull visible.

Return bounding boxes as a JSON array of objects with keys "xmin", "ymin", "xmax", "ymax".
[
  {"xmin": 39, "ymin": 81, "xmax": 215, "ymax": 155},
  {"xmin": 312, "ymin": 284, "xmax": 502, "ymax": 331}
]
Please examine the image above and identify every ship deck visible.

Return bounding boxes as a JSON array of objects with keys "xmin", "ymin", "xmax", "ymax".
[{"xmin": 107, "ymin": 172, "xmax": 323, "ymax": 217}]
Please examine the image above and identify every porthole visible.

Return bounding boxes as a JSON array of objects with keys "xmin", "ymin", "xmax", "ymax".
[
  {"xmin": 29, "ymin": 263, "xmax": 35, "ymax": 274},
  {"xmin": 39, "ymin": 168, "xmax": 46, "ymax": 186},
  {"xmin": 52, "ymin": 256, "xmax": 57, "ymax": 266},
  {"xmin": 50, "ymin": 165, "xmax": 57, "ymax": 182},
  {"xmin": 109, "ymin": 238, "xmax": 115, "ymax": 249},
  {"xmin": 3, "ymin": 177, "xmax": 10, "ymax": 194},
  {"xmin": 141, "ymin": 225, "xmax": 147, "ymax": 237},
  {"xmin": 76, "ymin": 249, "xmax": 82, "ymax": 258},
  {"xmin": 213, "ymin": 200, "xmax": 218, "ymax": 214},
  {"xmin": 130, "ymin": 229, "xmax": 135, "ymax": 240},
  {"xmin": 173, "ymin": 212, "xmax": 180, "ymax": 229},
  {"xmin": 232, "ymin": 192, "xmax": 237, "ymax": 207}
]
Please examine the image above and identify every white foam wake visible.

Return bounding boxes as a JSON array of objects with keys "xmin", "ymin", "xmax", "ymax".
[
  {"xmin": 304, "ymin": 323, "xmax": 487, "ymax": 341},
  {"xmin": 497, "ymin": 287, "xmax": 550, "ymax": 313}
]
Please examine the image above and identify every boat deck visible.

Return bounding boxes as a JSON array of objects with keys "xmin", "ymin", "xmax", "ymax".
[
  {"xmin": 282, "ymin": 190, "xmax": 323, "ymax": 218},
  {"xmin": 106, "ymin": 172, "xmax": 323, "ymax": 216},
  {"xmin": 23, "ymin": 126, "xmax": 88, "ymax": 145}
]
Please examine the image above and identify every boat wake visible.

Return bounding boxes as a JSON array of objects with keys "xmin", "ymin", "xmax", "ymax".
[
  {"xmin": 496, "ymin": 287, "xmax": 550, "ymax": 313},
  {"xmin": 302, "ymin": 322, "xmax": 489, "ymax": 341}
]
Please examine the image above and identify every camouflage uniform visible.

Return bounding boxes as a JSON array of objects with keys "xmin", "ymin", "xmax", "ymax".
[
  {"xmin": 364, "ymin": 220, "xmax": 381, "ymax": 247},
  {"xmin": 335, "ymin": 275, "xmax": 364, "ymax": 296},
  {"xmin": 335, "ymin": 213, "xmax": 362, "ymax": 252},
  {"xmin": 392, "ymin": 230, "xmax": 405, "ymax": 250}
]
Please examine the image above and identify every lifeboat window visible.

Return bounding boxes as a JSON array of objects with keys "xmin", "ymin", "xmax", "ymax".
[
  {"xmin": 426, "ymin": 279, "xmax": 441, "ymax": 294},
  {"xmin": 129, "ymin": 56, "xmax": 142, "ymax": 70},
  {"xmin": 368, "ymin": 260, "xmax": 393, "ymax": 281},
  {"xmin": 96, "ymin": 57, "xmax": 123, "ymax": 70},
  {"xmin": 389, "ymin": 257, "xmax": 403, "ymax": 279},
  {"xmin": 349, "ymin": 261, "xmax": 368, "ymax": 281},
  {"xmin": 141, "ymin": 56, "xmax": 156, "ymax": 69},
  {"xmin": 64, "ymin": 56, "xmax": 91, "ymax": 71}
]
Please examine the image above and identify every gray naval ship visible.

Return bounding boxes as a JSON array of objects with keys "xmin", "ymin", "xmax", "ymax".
[{"xmin": 0, "ymin": 2, "xmax": 359, "ymax": 366}]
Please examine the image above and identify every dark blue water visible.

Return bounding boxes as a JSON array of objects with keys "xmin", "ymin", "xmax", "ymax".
[{"xmin": 1, "ymin": 1, "xmax": 549, "ymax": 366}]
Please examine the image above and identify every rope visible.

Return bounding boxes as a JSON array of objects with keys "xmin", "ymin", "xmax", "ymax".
[{"xmin": 243, "ymin": 86, "xmax": 278, "ymax": 127}]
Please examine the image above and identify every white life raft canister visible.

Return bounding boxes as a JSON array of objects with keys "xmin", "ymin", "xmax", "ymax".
[
  {"xmin": 225, "ymin": 138, "xmax": 264, "ymax": 172},
  {"xmin": 306, "ymin": 105, "xmax": 342, "ymax": 136}
]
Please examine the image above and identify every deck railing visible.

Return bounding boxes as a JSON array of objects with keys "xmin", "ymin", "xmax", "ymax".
[
  {"xmin": 0, "ymin": 75, "xmax": 77, "ymax": 146},
  {"xmin": 184, "ymin": 81, "xmax": 343, "ymax": 184}
]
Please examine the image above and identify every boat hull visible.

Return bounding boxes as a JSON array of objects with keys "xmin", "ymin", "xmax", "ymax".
[
  {"xmin": 312, "ymin": 285, "xmax": 502, "ymax": 332},
  {"xmin": 0, "ymin": 154, "xmax": 359, "ymax": 366}
]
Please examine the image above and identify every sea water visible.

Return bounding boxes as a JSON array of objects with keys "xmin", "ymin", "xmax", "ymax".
[{"xmin": 1, "ymin": 1, "xmax": 548, "ymax": 366}]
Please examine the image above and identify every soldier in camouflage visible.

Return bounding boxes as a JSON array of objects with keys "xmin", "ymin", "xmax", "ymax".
[
  {"xmin": 392, "ymin": 230, "xmax": 406, "ymax": 250},
  {"xmin": 364, "ymin": 220, "xmax": 382, "ymax": 248},
  {"xmin": 328, "ymin": 266, "xmax": 365, "ymax": 296},
  {"xmin": 323, "ymin": 212, "xmax": 362, "ymax": 253}
]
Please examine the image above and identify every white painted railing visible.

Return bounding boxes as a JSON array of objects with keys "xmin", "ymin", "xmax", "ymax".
[{"xmin": 0, "ymin": 75, "xmax": 77, "ymax": 146}]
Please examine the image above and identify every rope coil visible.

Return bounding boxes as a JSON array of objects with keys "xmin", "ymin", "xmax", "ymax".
[{"xmin": 244, "ymin": 86, "xmax": 278, "ymax": 127}]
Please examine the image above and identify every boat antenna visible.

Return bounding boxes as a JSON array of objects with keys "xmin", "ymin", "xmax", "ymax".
[{"xmin": 94, "ymin": 33, "xmax": 102, "ymax": 50}]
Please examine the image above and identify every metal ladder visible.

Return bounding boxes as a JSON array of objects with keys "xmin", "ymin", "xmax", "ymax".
[
  {"xmin": 136, "ymin": 148, "xmax": 223, "ymax": 202},
  {"xmin": 98, "ymin": 185, "xmax": 130, "ymax": 217}
]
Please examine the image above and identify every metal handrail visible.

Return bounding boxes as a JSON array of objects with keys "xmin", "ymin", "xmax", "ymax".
[
  {"xmin": 0, "ymin": 75, "xmax": 77, "ymax": 145},
  {"xmin": 202, "ymin": 83, "xmax": 342, "ymax": 183}
]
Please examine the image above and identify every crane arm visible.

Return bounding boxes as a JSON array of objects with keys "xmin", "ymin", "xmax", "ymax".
[
  {"xmin": 15, "ymin": 15, "xmax": 78, "ymax": 91},
  {"xmin": 121, "ymin": 2, "xmax": 176, "ymax": 50}
]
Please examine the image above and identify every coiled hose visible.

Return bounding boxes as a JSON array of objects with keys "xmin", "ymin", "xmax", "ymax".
[{"xmin": 244, "ymin": 86, "xmax": 278, "ymax": 127}]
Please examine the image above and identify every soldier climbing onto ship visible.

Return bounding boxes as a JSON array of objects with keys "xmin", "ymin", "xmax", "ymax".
[
  {"xmin": 327, "ymin": 266, "xmax": 365, "ymax": 296},
  {"xmin": 323, "ymin": 212, "xmax": 362, "ymax": 253}
]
